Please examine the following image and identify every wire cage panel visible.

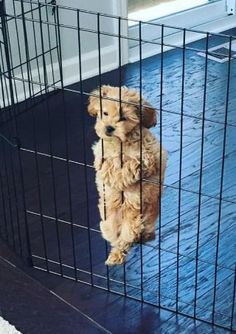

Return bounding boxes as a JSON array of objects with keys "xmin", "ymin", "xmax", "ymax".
[{"xmin": 0, "ymin": 0, "xmax": 236, "ymax": 331}]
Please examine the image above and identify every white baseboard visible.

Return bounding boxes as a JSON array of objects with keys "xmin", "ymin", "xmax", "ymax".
[{"xmin": 0, "ymin": 44, "xmax": 119, "ymax": 107}]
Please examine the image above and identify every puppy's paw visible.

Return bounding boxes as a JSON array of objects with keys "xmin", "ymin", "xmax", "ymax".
[
  {"xmin": 94, "ymin": 158, "xmax": 102, "ymax": 171},
  {"xmin": 100, "ymin": 220, "xmax": 118, "ymax": 243},
  {"xmin": 105, "ymin": 249, "xmax": 126, "ymax": 266},
  {"xmin": 142, "ymin": 232, "xmax": 156, "ymax": 242}
]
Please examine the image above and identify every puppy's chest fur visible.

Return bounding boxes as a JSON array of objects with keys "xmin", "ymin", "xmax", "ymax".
[{"xmin": 95, "ymin": 139, "xmax": 140, "ymax": 161}]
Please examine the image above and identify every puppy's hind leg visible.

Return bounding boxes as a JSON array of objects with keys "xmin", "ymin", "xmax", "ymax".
[
  {"xmin": 140, "ymin": 194, "xmax": 159, "ymax": 242},
  {"xmin": 99, "ymin": 191, "xmax": 122, "ymax": 245},
  {"xmin": 100, "ymin": 217, "xmax": 120, "ymax": 245},
  {"xmin": 105, "ymin": 210, "xmax": 143, "ymax": 266},
  {"xmin": 141, "ymin": 218, "xmax": 156, "ymax": 242}
]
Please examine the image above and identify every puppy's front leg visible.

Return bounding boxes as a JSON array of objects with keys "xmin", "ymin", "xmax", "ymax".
[
  {"xmin": 94, "ymin": 156, "xmax": 103, "ymax": 171},
  {"xmin": 100, "ymin": 158, "xmax": 140, "ymax": 191}
]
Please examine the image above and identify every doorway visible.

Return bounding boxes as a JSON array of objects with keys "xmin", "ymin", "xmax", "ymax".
[
  {"xmin": 128, "ymin": 0, "xmax": 223, "ymax": 23},
  {"xmin": 127, "ymin": 0, "xmax": 234, "ymax": 61}
]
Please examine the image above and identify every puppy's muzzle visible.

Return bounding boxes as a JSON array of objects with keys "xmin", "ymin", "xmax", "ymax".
[{"xmin": 105, "ymin": 125, "xmax": 115, "ymax": 136}]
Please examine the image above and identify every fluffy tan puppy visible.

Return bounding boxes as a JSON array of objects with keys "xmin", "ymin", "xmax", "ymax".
[{"xmin": 88, "ymin": 85, "xmax": 167, "ymax": 265}]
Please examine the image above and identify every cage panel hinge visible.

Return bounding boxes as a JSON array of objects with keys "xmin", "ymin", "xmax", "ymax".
[{"xmin": 226, "ymin": 0, "xmax": 236, "ymax": 15}]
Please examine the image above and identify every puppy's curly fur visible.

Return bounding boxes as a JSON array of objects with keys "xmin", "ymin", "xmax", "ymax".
[{"xmin": 88, "ymin": 85, "xmax": 167, "ymax": 265}]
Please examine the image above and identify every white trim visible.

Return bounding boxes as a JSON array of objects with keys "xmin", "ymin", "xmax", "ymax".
[
  {"xmin": 113, "ymin": 0, "xmax": 129, "ymax": 65},
  {"xmin": 115, "ymin": 0, "xmax": 128, "ymax": 19},
  {"xmin": 0, "ymin": 45, "xmax": 119, "ymax": 107},
  {"xmin": 226, "ymin": 0, "xmax": 236, "ymax": 14}
]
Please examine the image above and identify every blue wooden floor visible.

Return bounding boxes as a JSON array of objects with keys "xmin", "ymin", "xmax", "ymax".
[{"xmin": 0, "ymin": 29, "xmax": 236, "ymax": 331}]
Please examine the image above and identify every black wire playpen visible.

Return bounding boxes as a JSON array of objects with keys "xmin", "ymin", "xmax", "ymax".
[{"xmin": 0, "ymin": 0, "xmax": 236, "ymax": 331}]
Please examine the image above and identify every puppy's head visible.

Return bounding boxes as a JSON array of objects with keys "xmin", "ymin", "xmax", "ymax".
[{"xmin": 88, "ymin": 85, "xmax": 157, "ymax": 142}]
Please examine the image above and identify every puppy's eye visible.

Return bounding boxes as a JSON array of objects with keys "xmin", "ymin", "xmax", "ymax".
[
  {"xmin": 103, "ymin": 112, "xmax": 108, "ymax": 116},
  {"xmin": 119, "ymin": 116, "xmax": 126, "ymax": 121}
]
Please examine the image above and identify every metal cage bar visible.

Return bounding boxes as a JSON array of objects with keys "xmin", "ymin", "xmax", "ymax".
[{"xmin": 0, "ymin": 0, "xmax": 235, "ymax": 330}]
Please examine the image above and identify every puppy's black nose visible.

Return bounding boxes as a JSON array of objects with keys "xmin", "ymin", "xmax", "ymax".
[{"xmin": 106, "ymin": 126, "xmax": 115, "ymax": 135}]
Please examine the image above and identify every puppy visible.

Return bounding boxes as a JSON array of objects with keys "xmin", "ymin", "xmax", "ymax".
[{"xmin": 88, "ymin": 85, "xmax": 167, "ymax": 265}]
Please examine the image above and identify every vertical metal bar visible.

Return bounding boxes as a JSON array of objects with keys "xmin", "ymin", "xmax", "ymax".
[
  {"xmin": 118, "ymin": 18, "xmax": 123, "ymax": 167},
  {"xmin": 0, "ymin": 45, "xmax": 10, "ymax": 244},
  {"xmin": 139, "ymin": 20, "xmax": 144, "ymax": 302},
  {"xmin": 230, "ymin": 265, "xmax": 236, "ymax": 331},
  {"xmin": 193, "ymin": 32, "xmax": 209, "ymax": 318},
  {"xmin": 11, "ymin": 0, "xmax": 27, "ymax": 103},
  {"xmin": 2, "ymin": 144, "xmax": 16, "ymax": 249},
  {"xmin": 77, "ymin": 9, "xmax": 93, "ymax": 284},
  {"xmin": 2, "ymin": 4, "xmax": 24, "ymax": 256},
  {"xmin": 54, "ymin": 4, "xmax": 77, "ymax": 280},
  {"xmin": 0, "ymin": 169, "xmax": 9, "ymax": 242},
  {"xmin": 97, "ymin": 12, "xmax": 110, "ymax": 290},
  {"xmin": 158, "ymin": 23, "xmax": 164, "ymax": 307},
  {"xmin": 8, "ymin": 148, "xmax": 23, "ymax": 255},
  {"xmin": 0, "ymin": 129, "xmax": 23, "ymax": 256},
  {"xmin": 52, "ymin": 1, "xmax": 60, "ymax": 89},
  {"xmin": 1, "ymin": 0, "xmax": 34, "ymax": 265},
  {"xmin": 118, "ymin": 16, "xmax": 127, "ymax": 296},
  {"xmin": 97, "ymin": 14, "xmax": 103, "ymax": 124},
  {"xmin": 1, "ymin": 3, "xmax": 32, "ymax": 265},
  {"xmin": 5, "ymin": 5, "xmax": 20, "ymax": 106},
  {"xmin": 16, "ymin": 138, "xmax": 33, "ymax": 265},
  {"xmin": 30, "ymin": 0, "xmax": 42, "ymax": 86},
  {"xmin": 0, "ymin": 2, "xmax": 17, "ymax": 250},
  {"xmin": 176, "ymin": 28, "xmax": 186, "ymax": 312},
  {"xmin": 20, "ymin": 0, "xmax": 48, "ymax": 268},
  {"xmin": 20, "ymin": 0, "xmax": 37, "ymax": 98},
  {"xmin": 0, "ymin": 44, "xmax": 10, "ymax": 105},
  {"xmin": 37, "ymin": 1, "xmax": 48, "ymax": 89},
  {"xmin": 1, "ymin": 1, "xmax": 15, "ymax": 107},
  {"xmin": 45, "ymin": 3, "xmax": 56, "ymax": 86},
  {"xmin": 212, "ymin": 36, "xmax": 232, "ymax": 323},
  {"xmin": 40, "ymin": 3, "xmax": 63, "ymax": 276},
  {"xmin": 20, "ymin": 0, "xmax": 33, "ymax": 100}
]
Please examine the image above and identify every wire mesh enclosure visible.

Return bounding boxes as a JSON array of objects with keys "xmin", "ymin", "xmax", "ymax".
[{"xmin": 0, "ymin": 0, "xmax": 236, "ymax": 330}]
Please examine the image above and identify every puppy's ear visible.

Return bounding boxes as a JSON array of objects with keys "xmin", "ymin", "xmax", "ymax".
[
  {"xmin": 87, "ymin": 86, "xmax": 110, "ymax": 117},
  {"xmin": 88, "ymin": 89, "xmax": 99, "ymax": 117},
  {"xmin": 125, "ymin": 88, "xmax": 157, "ymax": 128},
  {"xmin": 142, "ymin": 100, "xmax": 157, "ymax": 128}
]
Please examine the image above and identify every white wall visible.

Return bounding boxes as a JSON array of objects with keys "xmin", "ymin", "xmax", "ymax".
[
  {"xmin": 0, "ymin": 0, "xmax": 128, "ymax": 106},
  {"xmin": 56, "ymin": 0, "xmax": 124, "ymax": 86}
]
